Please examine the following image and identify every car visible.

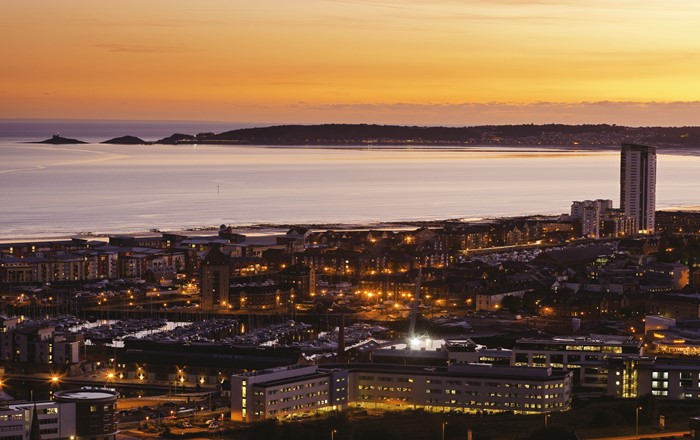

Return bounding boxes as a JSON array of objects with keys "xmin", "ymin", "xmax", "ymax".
[{"xmin": 208, "ymin": 422, "xmax": 220, "ymax": 429}]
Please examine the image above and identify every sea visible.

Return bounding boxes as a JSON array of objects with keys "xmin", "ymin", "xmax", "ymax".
[{"xmin": 1, "ymin": 120, "xmax": 699, "ymax": 241}]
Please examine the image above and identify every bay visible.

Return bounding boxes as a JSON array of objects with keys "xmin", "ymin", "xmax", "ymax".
[{"xmin": 1, "ymin": 140, "xmax": 699, "ymax": 240}]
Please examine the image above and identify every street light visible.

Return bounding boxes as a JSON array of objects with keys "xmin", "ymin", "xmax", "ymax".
[
  {"xmin": 544, "ymin": 412, "xmax": 550, "ymax": 427},
  {"xmin": 49, "ymin": 376, "xmax": 62, "ymax": 437},
  {"xmin": 442, "ymin": 421, "xmax": 448, "ymax": 440},
  {"xmin": 331, "ymin": 428, "xmax": 337, "ymax": 440},
  {"xmin": 635, "ymin": 406, "xmax": 643, "ymax": 436},
  {"xmin": 49, "ymin": 375, "xmax": 61, "ymax": 402}
]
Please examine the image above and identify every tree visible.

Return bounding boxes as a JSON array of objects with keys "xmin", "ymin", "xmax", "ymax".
[{"xmin": 501, "ymin": 295, "xmax": 523, "ymax": 311}]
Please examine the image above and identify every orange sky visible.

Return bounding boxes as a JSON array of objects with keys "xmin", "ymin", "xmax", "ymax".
[{"xmin": 3, "ymin": 0, "xmax": 700, "ymax": 125}]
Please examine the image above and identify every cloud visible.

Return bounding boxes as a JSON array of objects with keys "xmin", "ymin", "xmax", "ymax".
[
  {"xmin": 92, "ymin": 44, "xmax": 194, "ymax": 54},
  {"xmin": 83, "ymin": 18, "xmax": 228, "ymax": 28},
  {"xmin": 324, "ymin": 0, "xmax": 419, "ymax": 11}
]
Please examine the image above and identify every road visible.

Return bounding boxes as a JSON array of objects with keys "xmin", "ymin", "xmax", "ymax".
[{"xmin": 585, "ymin": 431, "xmax": 689, "ymax": 440}]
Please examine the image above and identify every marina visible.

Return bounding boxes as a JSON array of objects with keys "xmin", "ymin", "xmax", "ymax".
[{"xmin": 16, "ymin": 314, "xmax": 391, "ymax": 355}]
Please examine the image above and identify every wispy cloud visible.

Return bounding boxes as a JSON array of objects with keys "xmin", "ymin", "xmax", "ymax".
[
  {"xmin": 318, "ymin": 0, "xmax": 593, "ymax": 28},
  {"xmin": 92, "ymin": 44, "xmax": 194, "ymax": 54},
  {"xmin": 324, "ymin": 0, "xmax": 419, "ymax": 11},
  {"xmin": 82, "ymin": 18, "xmax": 228, "ymax": 28}
]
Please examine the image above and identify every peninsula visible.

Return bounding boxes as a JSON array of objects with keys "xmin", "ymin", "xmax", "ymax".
[
  {"xmin": 151, "ymin": 123, "xmax": 700, "ymax": 149},
  {"xmin": 26, "ymin": 124, "xmax": 700, "ymax": 150}
]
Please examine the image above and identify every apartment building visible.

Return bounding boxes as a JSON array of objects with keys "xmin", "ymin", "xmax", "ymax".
[{"xmin": 0, "ymin": 322, "xmax": 83, "ymax": 365}]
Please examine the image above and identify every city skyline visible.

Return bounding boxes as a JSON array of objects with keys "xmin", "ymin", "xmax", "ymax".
[{"xmin": 3, "ymin": 1, "xmax": 700, "ymax": 125}]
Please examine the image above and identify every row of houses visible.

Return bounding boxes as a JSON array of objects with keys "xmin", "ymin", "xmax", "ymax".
[{"xmin": 0, "ymin": 237, "xmax": 189, "ymax": 284}]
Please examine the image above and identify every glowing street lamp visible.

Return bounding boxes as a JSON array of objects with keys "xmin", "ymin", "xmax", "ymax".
[{"xmin": 49, "ymin": 375, "xmax": 61, "ymax": 402}]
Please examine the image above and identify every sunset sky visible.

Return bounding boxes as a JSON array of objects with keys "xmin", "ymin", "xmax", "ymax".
[{"xmin": 3, "ymin": 0, "xmax": 700, "ymax": 125}]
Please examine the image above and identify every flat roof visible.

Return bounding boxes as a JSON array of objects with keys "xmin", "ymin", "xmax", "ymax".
[
  {"xmin": 322, "ymin": 363, "xmax": 571, "ymax": 381},
  {"xmin": 516, "ymin": 334, "xmax": 640, "ymax": 347},
  {"xmin": 238, "ymin": 363, "xmax": 314, "ymax": 378},
  {"xmin": 252, "ymin": 372, "xmax": 330, "ymax": 388},
  {"xmin": 54, "ymin": 388, "xmax": 118, "ymax": 402}
]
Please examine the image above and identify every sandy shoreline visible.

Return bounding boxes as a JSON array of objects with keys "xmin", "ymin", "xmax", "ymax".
[
  {"xmin": 0, "ymin": 222, "xmax": 446, "ymax": 244},
  {"xmin": 6, "ymin": 138, "xmax": 700, "ymax": 157},
  {"xmin": 2, "ymin": 206, "xmax": 700, "ymax": 244}
]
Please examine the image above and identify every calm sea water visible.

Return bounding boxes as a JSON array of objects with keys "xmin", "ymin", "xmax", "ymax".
[{"xmin": 1, "ymin": 123, "xmax": 699, "ymax": 240}]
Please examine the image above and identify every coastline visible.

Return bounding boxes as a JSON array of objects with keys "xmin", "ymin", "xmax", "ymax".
[
  {"xmin": 9, "ymin": 138, "xmax": 700, "ymax": 158},
  {"xmin": 0, "ymin": 217, "xmax": 523, "ymax": 244},
  {"xmin": 2, "ymin": 206, "xmax": 700, "ymax": 244}
]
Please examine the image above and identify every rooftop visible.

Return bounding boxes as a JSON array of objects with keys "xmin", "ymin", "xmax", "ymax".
[
  {"xmin": 54, "ymin": 388, "xmax": 119, "ymax": 402},
  {"xmin": 516, "ymin": 334, "xmax": 641, "ymax": 347}
]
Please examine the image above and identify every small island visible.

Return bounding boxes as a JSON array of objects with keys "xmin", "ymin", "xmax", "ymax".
[
  {"xmin": 37, "ymin": 134, "xmax": 86, "ymax": 145},
  {"xmin": 102, "ymin": 135, "xmax": 147, "ymax": 145}
]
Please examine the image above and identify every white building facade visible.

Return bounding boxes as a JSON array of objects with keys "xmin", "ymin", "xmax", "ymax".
[
  {"xmin": 620, "ymin": 143, "xmax": 656, "ymax": 234},
  {"xmin": 231, "ymin": 363, "xmax": 572, "ymax": 423}
]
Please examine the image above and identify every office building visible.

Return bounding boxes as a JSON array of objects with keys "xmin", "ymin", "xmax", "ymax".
[
  {"xmin": 231, "ymin": 363, "xmax": 572, "ymax": 423},
  {"xmin": 54, "ymin": 389, "xmax": 119, "ymax": 440},
  {"xmin": 620, "ymin": 144, "xmax": 657, "ymax": 234},
  {"xmin": 607, "ymin": 356, "xmax": 700, "ymax": 399},
  {"xmin": 0, "ymin": 388, "xmax": 118, "ymax": 440},
  {"xmin": 512, "ymin": 334, "xmax": 643, "ymax": 388}
]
